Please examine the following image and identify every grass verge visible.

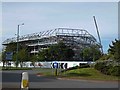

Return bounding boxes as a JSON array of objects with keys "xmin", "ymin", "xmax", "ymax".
[
  {"xmin": 59, "ymin": 68, "xmax": 119, "ymax": 81},
  {"xmin": 36, "ymin": 68, "xmax": 119, "ymax": 81},
  {"xmin": 2, "ymin": 67, "xmax": 32, "ymax": 70}
]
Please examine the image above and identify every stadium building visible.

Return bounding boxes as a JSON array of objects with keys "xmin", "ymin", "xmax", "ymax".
[{"xmin": 2, "ymin": 28, "xmax": 101, "ymax": 60}]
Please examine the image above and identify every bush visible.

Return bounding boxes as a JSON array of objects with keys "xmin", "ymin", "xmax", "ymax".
[
  {"xmin": 102, "ymin": 65, "xmax": 111, "ymax": 75},
  {"xmin": 94, "ymin": 62, "xmax": 105, "ymax": 71},
  {"xmin": 108, "ymin": 66, "xmax": 120, "ymax": 76},
  {"xmin": 94, "ymin": 61, "xmax": 120, "ymax": 76}
]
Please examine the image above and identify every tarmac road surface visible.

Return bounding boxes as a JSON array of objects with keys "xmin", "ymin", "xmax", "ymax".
[{"xmin": 0, "ymin": 70, "xmax": 119, "ymax": 89}]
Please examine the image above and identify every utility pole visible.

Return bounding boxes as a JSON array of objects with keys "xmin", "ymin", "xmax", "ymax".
[{"xmin": 16, "ymin": 23, "xmax": 24, "ymax": 67}]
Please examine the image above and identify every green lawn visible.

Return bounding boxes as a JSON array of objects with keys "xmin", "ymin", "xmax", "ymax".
[{"xmin": 60, "ymin": 68, "xmax": 119, "ymax": 81}]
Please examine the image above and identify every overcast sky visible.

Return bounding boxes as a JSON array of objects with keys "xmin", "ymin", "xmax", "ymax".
[{"xmin": 1, "ymin": 2, "xmax": 118, "ymax": 53}]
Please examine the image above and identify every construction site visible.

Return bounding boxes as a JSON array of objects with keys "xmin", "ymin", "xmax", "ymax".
[{"xmin": 2, "ymin": 27, "xmax": 101, "ymax": 60}]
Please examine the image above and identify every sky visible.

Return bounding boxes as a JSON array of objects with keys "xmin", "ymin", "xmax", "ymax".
[{"xmin": 1, "ymin": 1, "xmax": 118, "ymax": 53}]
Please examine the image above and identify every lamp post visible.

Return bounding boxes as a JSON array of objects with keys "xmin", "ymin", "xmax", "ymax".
[{"xmin": 16, "ymin": 23, "xmax": 24, "ymax": 67}]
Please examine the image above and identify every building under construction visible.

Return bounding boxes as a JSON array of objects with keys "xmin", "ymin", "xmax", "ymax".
[{"xmin": 2, "ymin": 28, "xmax": 101, "ymax": 60}]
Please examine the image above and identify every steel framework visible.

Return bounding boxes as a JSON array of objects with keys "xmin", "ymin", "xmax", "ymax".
[{"xmin": 2, "ymin": 28, "xmax": 101, "ymax": 60}]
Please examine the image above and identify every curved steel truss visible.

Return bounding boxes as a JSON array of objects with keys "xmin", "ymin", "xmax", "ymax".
[
  {"xmin": 3, "ymin": 28, "xmax": 100, "ymax": 60},
  {"xmin": 3, "ymin": 28, "xmax": 98, "ymax": 45}
]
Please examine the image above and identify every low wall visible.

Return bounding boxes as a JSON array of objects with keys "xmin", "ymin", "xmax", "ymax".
[{"xmin": 0, "ymin": 61, "xmax": 94, "ymax": 69}]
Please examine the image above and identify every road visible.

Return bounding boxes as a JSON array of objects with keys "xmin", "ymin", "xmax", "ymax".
[{"xmin": 0, "ymin": 70, "xmax": 119, "ymax": 89}]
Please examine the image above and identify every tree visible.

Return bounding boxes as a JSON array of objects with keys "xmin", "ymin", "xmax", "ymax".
[
  {"xmin": 1, "ymin": 43, "xmax": 16, "ymax": 67},
  {"xmin": 30, "ymin": 54, "xmax": 39, "ymax": 68},
  {"xmin": 98, "ymin": 53, "xmax": 113, "ymax": 61},
  {"xmin": 38, "ymin": 42, "xmax": 75, "ymax": 61},
  {"xmin": 12, "ymin": 48, "xmax": 29, "ymax": 67},
  {"xmin": 91, "ymin": 45, "xmax": 102, "ymax": 61},
  {"xmin": 108, "ymin": 39, "xmax": 120, "ymax": 62},
  {"xmin": 94, "ymin": 39, "xmax": 120, "ymax": 76},
  {"xmin": 81, "ymin": 45, "xmax": 101, "ymax": 61},
  {"xmin": 49, "ymin": 42, "xmax": 74, "ymax": 61},
  {"xmin": 82, "ymin": 47, "xmax": 92, "ymax": 61},
  {"xmin": 38, "ymin": 48, "xmax": 51, "ymax": 61},
  {"xmin": 3, "ymin": 42, "xmax": 29, "ymax": 67},
  {"xmin": 18, "ymin": 48, "xmax": 29, "ymax": 67},
  {"xmin": 2, "ymin": 51, "xmax": 6, "ymax": 67},
  {"xmin": 5, "ymin": 42, "xmax": 17, "ymax": 52}
]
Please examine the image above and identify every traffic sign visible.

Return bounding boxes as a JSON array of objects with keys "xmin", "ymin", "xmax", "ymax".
[
  {"xmin": 53, "ymin": 62, "xmax": 58, "ymax": 68},
  {"xmin": 6, "ymin": 52, "xmax": 13, "ymax": 60},
  {"xmin": 60, "ymin": 63, "xmax": 67, "ymax": 69}
]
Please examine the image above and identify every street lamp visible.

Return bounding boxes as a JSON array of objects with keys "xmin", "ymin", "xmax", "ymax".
[{"xmin": 16, "ymin": 23, "xmax": 24, "ymax": 67}]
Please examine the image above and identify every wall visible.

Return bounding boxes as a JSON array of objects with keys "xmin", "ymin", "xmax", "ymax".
[{"xmin": 0, "ymin": 61, "xmax": 94, "ymax": 69}]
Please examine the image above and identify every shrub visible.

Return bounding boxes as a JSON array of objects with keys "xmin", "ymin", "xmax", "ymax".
[
  {"xmin": 94, "ymin": 61, "xmax": 120, "ymax": 76},
  {"xmin": 102, "ymin": 65, "xmax": 111, "ymax": 75},
  {"xmin": 94, "ymin": 62, "xmax": 105, "ymax": 71},
  {"xmin": 108, "ymin": 66, "xmax": 120, "ymax": 76}
]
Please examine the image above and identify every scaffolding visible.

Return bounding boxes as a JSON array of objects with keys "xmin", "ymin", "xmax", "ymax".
[{"xmin": 2, "ymin": 28, "xmax": 101, "ymax": 60}]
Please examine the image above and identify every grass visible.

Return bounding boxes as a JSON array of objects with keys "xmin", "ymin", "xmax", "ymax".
[
  {"xmin": 59, "ymin": 68, "xmax": 119, "ymax": 81},
  {"xmin": 1, "ymin": 66, "xmax": 119, "ymax": 81},
  {"xmin": 35, "ymin": 68, "xmax": 62, "ymax": 76},
  {"xmin": 36, "ymin": 68, "xmax": 119, "ymax": 81},
  {"xmin": 1, "ymin": 67, "xmax": 32, "ymax": 70}
]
